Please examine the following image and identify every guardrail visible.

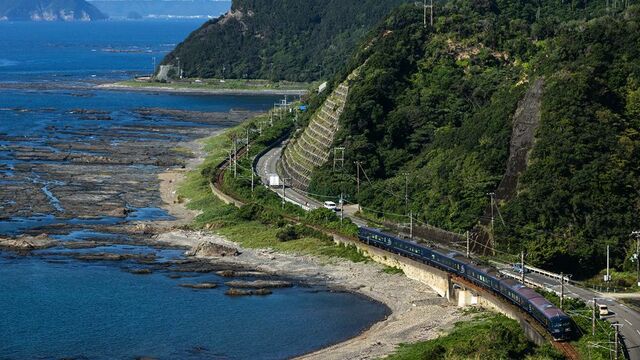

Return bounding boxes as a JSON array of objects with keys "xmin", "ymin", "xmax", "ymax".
[
  {"xmin": 490, "ymin": 260, "xmax": 575, "ymax": 284},
  {"xmin": 250, "ymin": 131, "xmax": 292, "ymax": 184},
  {"xmin": 523, "ymin": 264, "xmax": 573, "ymax": 283}
]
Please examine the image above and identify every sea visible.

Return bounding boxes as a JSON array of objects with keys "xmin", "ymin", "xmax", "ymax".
[{"xmin": 0, "ymin": 20, "xmax": 388, "ymax": 359}]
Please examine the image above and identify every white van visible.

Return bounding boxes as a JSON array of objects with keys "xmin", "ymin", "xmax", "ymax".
[
  {"xmin": 599, "ymin": 304, "xmax": 609, "ymax": 316},
  {"xmin": 323, "ymin": 201, "xmax": 337, "ymax": 211}
]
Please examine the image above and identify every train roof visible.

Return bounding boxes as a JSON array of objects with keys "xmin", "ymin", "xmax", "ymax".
[
  {"xmin": 501, "ymin": 278, "xmax": 542, "ymax": 299},
  {"xmin": 502, "ymin": 279, "xmax": 568, "ymax": 320},
  {"xmin": 451, "ymin": 254, "xmax": 502, "ymax": 279},
  {"xmin": 529, "ymin": 297, "xmax": 569, "ymax": 320}
]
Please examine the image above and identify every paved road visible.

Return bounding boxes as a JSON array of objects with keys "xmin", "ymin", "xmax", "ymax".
[
  {"xmin": 256, "ymin": 145, "xmax": 322, "ymax": 210},
  {"xmin": 255, "ymin": 145, "xmax": 367, "ymax": 226},
  {"xmin": 500, "ymin": 267, "xmax": 640, "ymax": 358},
  {"xmin": 256, "ymin": 143, "xmax": 640, "ymax": 358}
]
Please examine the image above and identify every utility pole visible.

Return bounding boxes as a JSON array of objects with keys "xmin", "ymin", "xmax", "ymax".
[
  {"xmin": 592, "ymin": 298, "xmax": 597, "ymax": 336},
  {"xmin": 251, "ymin": 166, "xmax": 255, "ymax": 194},
  {"xmin": 233, "ymin": 136, "xmax": 237, "ymax": 178},
  {"xmin": 404, "ymin": 173, "xmax": 409, "ymax": 214},
  {"xmin": 430, "ymin": 0, "xmax": 433, "ymax": 27},
  {"xmin": 410, "ymin": 211, "xmax": 414, "ymax": 239},
  {"xmin": 560, "ymin": 272, "xmax": 565, "ymax": 310},
  {"xmin": 422, "ymin": 0, "xmax": 434, "ymax": 27},
  {"xmin": 466, "ymin": 230, "xmax": 470, "ymax": 258},
  {"xmin": 607, "ymin": 245, "xmax": 610, "ymax": 284},
  {"xmin": 633, "ymin": 231, "xmax": 640, "ymax": 286},
  {"xmin": 423, "ymin": 0, "xmax": 426, "ymax": 27},
  {"xmin": 282, "ymin": 180, "xmax": 286, "ymax": 209},
  {"xmin": 176, "ymin": 57, "xmax": 180, "ymax": 80},
  {"xmin": 333, "ymin": 147, "xmax": 345, "ymax": 171},
  {"xmin": 340, "ymin": 193, "xmax": 344, "ymax": 224},
  {"xmin": 488, "ymin": 192, "xmax": 495, "ymax": 253},
  {"xmin": 521, "ymin": 251, "xmax": 525, "ymax": 284},
  {"xmin": 355, "ymin": 161, "xmax": 361, "ymax": 212},
  {"xmin": 246, "ymin": 128, "xmax": 250, "ymax": 158},
  {"xmin": 281, "ymin": 178, "xmax": 291, "ymax": 209},
  {"xmin": 613, "ymin": 323, "xmax": 621, "ymax": 360}
]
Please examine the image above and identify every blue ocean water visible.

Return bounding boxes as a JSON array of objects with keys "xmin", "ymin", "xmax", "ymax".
[
  {"xmin": 0, "ymin": 20, "xmax": 388, "ymax": 359},
  {"xmin": 0, "ymin": 20, "xmax": 197, "ymax": 83},
  {"xmin": 0, "ymin": 255, "xmax": 386, "ymax": 360}
]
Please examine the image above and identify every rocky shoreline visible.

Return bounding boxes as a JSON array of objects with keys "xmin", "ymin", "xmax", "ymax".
[
  {"xmin": 144, "ymin": 132, "xmax": 463, "ymax": 359},
  {"xmin": 140, "ymin": 121, "xmax": 462, "ymax": 358},
  {"xmin": 0, "ymin": 105, "xmax": 463, "ymax": 359}
]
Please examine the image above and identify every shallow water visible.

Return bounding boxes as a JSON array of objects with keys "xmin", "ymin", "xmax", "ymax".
[
  {"xmin": 0, "ymin": 20, "xmax": 389, "ymax": 359},
  {"xmin": 0, "ymin": 254, "xmax": 388, "ymax": 360}
]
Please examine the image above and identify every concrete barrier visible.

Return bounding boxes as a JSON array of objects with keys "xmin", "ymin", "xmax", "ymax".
[{"xmin": 329, "ymin": 233, "xmax": 548, "ymax": 345}]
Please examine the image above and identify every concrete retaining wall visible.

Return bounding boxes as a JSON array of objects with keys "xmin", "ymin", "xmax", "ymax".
[{"xmin": 330, "ymin": 233, "xmax": 547, "ymax": 345}]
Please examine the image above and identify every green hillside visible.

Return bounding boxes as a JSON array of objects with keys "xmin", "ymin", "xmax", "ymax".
[
  {"xmin": 0, "ymin": 0, "xmax": 106, "ymax": 20},
  {"xmin": 159, "ymin": 0, "xmax": 406, "ymax": 81},
  {"xmin": 306, "ymin": 1, "xmax": 640, "ymax": 277}
]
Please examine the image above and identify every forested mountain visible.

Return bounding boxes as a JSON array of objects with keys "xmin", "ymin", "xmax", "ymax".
[
  {"xmin": 0, "ymin": 0, "xmax": 106, "ymax": 20},
  {"xmin": 159, "ymin": 0, "xmax": 406, "ymax": 81},
  {"xmin": 305, "ymin": 1, "xmax": 640, "ymax": 277}
]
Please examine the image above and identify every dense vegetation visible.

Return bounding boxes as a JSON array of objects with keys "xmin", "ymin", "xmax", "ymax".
[
  {"xmin": 386, "ymin": 312, "xmax": 562, "ymax": 360},
  {"xmin": 0, "ymin": 0, "xmax": 106, "ymax": 20},
  {"xmin": 160, "ymin": 0, "xmax": 406, "ymax": 81},
  {"xmin": 176, "ymin": 108, "xmax": 366, "ymax": 263},
  {"xmin": 305, "ymin": 1, "xmax": 640, "ymax": 277}
]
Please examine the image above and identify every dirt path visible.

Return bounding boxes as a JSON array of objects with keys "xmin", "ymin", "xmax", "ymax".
[{"xmin": 155, "ymin": 135, "xmax": 215, "ymax": 227}]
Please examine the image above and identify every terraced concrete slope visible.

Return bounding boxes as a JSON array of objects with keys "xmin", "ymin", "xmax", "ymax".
[{"xmin": 279, "ymin": 81, "xmax": 349, "ymax": 190}]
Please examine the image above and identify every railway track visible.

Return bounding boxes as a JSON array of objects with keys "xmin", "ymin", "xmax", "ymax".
[
  {"xmin": 451, "ymin": 274, "xmax": 580, "ymax": 360},
  {"xmin": 215, "ymin": 143, "xmax": 582, "ymax": 360},
  {"xmin": 554, "ymin": 341, "xmax": 581, "ymax": 360}
]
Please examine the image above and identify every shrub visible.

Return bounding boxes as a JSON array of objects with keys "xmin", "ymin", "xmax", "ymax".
[
  {"xmin": 236, "ymin": 202, "xmax": 264, "ymax": 221},
  {"xmin": 305, "ymin": 208, "xmax": 340, "ymax": 224},
  {"xmin": 276, "ymin": 225, "xmax": 300, "ymax": 242}
]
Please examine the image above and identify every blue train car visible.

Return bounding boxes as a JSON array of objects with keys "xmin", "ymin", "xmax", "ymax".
[{"xmin": 357, "ymin": 227, "xmax": 572, "ymax": 341}]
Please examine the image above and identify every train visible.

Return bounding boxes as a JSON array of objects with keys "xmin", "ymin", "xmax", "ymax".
[{"xmin": 357, "ymin": 227, "xmax": 573, "ymax": 341}]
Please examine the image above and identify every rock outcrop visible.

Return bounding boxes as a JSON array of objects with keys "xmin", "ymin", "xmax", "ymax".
[
  {"xmin": 225, "ymin": 280, "xmax": 292, "ymax": 288},
  {"xmin": 187, "ymin": 241, "xmax": 240, "ymax": 257},
  {"xmin": 0, "ymin": 234, "xmax": 57, "ymax": 250},
  {"xmin": 225, "ymin": 288, "xmax": 272, "ymax": 296}
]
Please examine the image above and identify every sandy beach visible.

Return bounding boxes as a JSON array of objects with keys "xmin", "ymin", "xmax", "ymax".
[{"xmin": 152, "ymin": 133, "xmax": 464, "ymax": 360}]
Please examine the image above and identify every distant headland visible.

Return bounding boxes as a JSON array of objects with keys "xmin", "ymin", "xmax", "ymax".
[{"xmin": 0, "ymin": 0, "xmax": 107, "ymax": 21}]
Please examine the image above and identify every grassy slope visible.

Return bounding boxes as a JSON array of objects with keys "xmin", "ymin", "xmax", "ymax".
[
  {"xmin": 176, "ymin": 122, "xmax": 367, "ymax": 262},
  {"xmin": 177, "ymin": 118, "xmax": 566, "ymax": 360},
  {"xmin": 385, "ymin": 312, "xmax": 562, "ymax": 360}
]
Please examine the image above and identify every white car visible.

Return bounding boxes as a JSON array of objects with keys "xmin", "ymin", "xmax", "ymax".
[
  {"xmin": 599, "ymin": 304, "xmax": 609, "ymax": 316},
  {"xmin": 323, "ymin": 201, "xmax": 337, "ymax": 211}
]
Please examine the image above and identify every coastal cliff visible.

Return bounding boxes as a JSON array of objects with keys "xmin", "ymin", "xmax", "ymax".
[{"xmin": 0, "ymin": 0, "xmax": 107, "ymax": 21}]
